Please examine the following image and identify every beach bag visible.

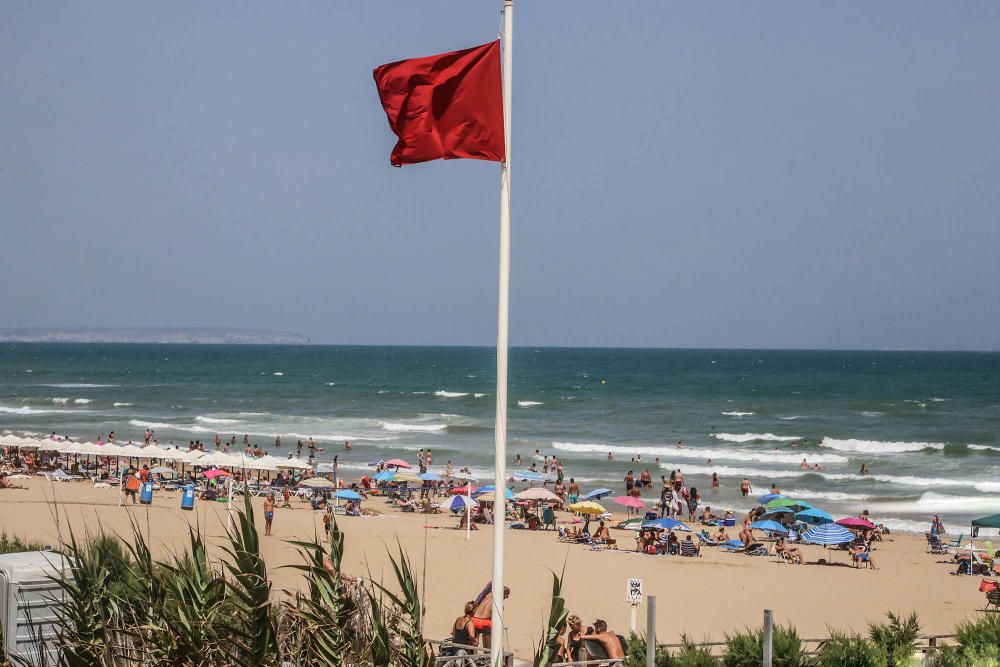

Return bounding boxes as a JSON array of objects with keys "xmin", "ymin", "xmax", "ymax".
[
  {"xmin": 125, "ymin": 476, "xmax": 140, "ymax": 492},
  {"xmin": 979, "ymin": 579, "xmax": 998, "ymax": 593}
]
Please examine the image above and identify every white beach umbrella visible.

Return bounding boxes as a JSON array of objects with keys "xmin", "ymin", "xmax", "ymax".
[
  {"xmin": 115, "ymin": 444, "xmax": 147, "ymax": 458},
  {"xmin": 39, "ymin": 439, "xmax": 65, "ymax": 452},
  {"xmin": 58, "ymin": 441, "xmax": 85, "ymax": 455},
  {"xmin": 139, "ymin": 445, "xmax": 173, "ymax": 460},
  {"xmin": 515, "ymin": 487, "xmax": 562, "ymax": 502},
  {"xmin": 279, "ymin": 457, "xmax": 313, "ymax": 470}
]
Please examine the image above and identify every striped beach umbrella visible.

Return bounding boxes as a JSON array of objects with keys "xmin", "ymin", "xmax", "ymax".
[
  {"xmin": 802, "ymin": 523, "xmax": 855, "ymax": 546},
  {"xmin": 582, "ymin": 488, "xmax": 613, "ymax": 501}
]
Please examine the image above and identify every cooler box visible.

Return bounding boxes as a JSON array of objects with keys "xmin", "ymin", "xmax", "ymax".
[
  {"xmin": 181, "ymin": 485, "xmax": 196, "ymax": 511},
  {"xmin": 0, "ymin": 551, "xmax": 65, "ymax": 664},
  {"xmin": 724, "ymin": 518, "xmax": 736, "ymax": 527},
  {"xmin": 139, "ymin": 482, "xmax": 154, "ymax": 505}
]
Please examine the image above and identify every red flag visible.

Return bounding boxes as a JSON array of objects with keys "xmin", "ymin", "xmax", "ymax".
[{"xmin": 373, "ymin": 41, "xmax": 505, "ymax": 167}]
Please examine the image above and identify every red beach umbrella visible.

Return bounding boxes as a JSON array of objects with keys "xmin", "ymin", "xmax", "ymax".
[
  {"xmin": 836, "ymin": 517, "xmax": 875, "ymax": 530},
  {"xmin": 384, "ymin": 458, "xmax": 412, "ymax": 468},
  {"xmin": 452, "ymin": 485, "xmax": 478, "ymax": 495},
  {"xmin": 203, "ymin": 469, "xmax": 231, "ymax": 480},
  {"xmin": 611, "ymin": 495, "xmax": 646, "ymax": 509}
]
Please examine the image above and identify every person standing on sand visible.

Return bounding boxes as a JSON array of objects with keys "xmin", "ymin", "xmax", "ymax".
[
  {"xmin": 472, "ymin": 584, "xmax": 510, "ymax": 649},
  {"xmin": 263, "ymin": 494, "xmax": 275, "ymax": 536}
]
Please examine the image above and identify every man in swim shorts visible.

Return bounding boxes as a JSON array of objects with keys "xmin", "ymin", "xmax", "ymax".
[
  {"xmin": 263, "ymin": 493, "xmax": 275, "ymax": 536},
  {"xmin": 472, "ymin": 584, "xmax": 510, "ymax": 648}
]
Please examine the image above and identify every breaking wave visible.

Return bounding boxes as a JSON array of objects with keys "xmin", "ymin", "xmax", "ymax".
[
  {"xmin": 818, "ymin": 438, "xmax": 944, "ymax": 454},
  {"xmin": 552, "ymin": 441, "xmax": 847, "ymax": 464},
  {"xmin": 712, "ymin": 433, "xmax": 801, "ymax": 443},
  {"xmin": 518, "ymin": 401, "xmax": 543, "ymax": 407},
  {"xmin": 721, "ymin": 411, "xmax": 754, "ymax": 417},
  {"xmin": 434, "ymin": 391, "xmax": 468, "ymax": 398},
  {"xmin": 381, "ymin": 422, "xmax": 447, "ymax": 433}
]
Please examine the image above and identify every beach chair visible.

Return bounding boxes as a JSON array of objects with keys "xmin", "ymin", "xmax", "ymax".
[
  {"xmin": 948, "ymin": 534, "xmax": 965, "ymax": 548},
  {"xmin": 926, "ymin": 533, "xmax": 949, "ymax": 555},
  {"xmin": 985, "ymin": 588, "xmax": 1000, "ymax": 612},
  {"xmin": 542, "ymin": 506, "xmax": 556, "ymax": 530},
  {"xmin": 679, "ymin": 540, "xmax": 700, "ymax": 557},
  {"xmin": 697, "ymin": 530, "xmax": 719, "ymax": 546}
]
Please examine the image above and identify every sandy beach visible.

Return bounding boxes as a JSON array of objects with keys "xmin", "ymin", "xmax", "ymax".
[{"xmin": 0, "ymin": 477, "xmax": 988, "ymax": 658}]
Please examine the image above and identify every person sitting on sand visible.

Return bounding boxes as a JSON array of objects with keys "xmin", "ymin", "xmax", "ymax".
[
  {"xmin": 472, "ymin": 584, "xmax": 510, "ymax": 649},
  {"xmin": 851, "ymin": 544, "xmax": 876, "ymax": 569},
  {"xmin": 775, "ymin": 538, "xmax": 803, "ymax": 564},
  {"xmin": 594, "ymin": 520, "xmax": 616, "ymax": 548},
  {"xmin": 458, "ymin": 511, "xmax": 478, "ymax": 530},
  {"xmin": 714, "ymin": 525, "xmax": 730, "ymax": 543},
  {"xmin": 580, "ymin": 620, "xmax": 625, "ymax": 659},
  {"xmin": 0, "ymin": 473, "xmax": 25, "ymax": 489}
]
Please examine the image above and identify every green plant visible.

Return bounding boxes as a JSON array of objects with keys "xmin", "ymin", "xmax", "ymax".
[
  {"xmin": 369, "ymin": 543, "xmax": 432, "ymax": 667},
  {"xmin": 621, "ymin": 633, "xmax": 676, "ymax": 667},
  {"xmin": 532, "ymin": 569, "xmax": 569, "ymax": 667},
  {"xmin": 0, "ymin": 531, "xmax": 46, "ymax": 555},
  {"xmin": 723, "ymin": 625, "xmax": 801, "ymax": 667},
  {"xmin": 869, "ymin": 612, "xmax": 920, "ymax": 666},
  {"xmin": 928, "ymin": 614, "xmax": 1000, "ymax": 666},
  {"xmin": 672, "ymin": 635, "xmax": 717, "ymax": 667},
  {"xmin": 819, "ymin": 632, "xmax": 888, "ymax": 667}
]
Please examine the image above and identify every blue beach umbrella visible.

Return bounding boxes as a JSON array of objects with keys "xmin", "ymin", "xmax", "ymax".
[
  {"xmin": 441, "ymin": 494, "xmax": 473, "ymax": 511},
  {"xmin": 419, "ymin": 472, "xmax": 441, "ymax": 481},
  {"xmin": 796, "ymin": 508, "xmax": 834, "ymax": 525},
  {"xmin": 802, "ymin": 523, "xmax": 855, "ymax": 545},
  {"xmin": 582, "ymin": 488, "xmax": 613, "ymax": 501},
  {"xmin": 473, "ymin": 485, "xmax": 516, "ymax": 501},
  {"xmin": 334, "ymin": 490, "xmax": 362, "ymax": 501},
  {"xmin": 757, "ymin": 493, "xmax": 785, "ymax": 504},
  {"xmin": 373, "ymin": 471, "xmax": 396, "ymax": 482},
  {"xmin": 750, "ymin": 520, "xmax": 789, "ymax": 535},
  {"xmin": 761, "ymin": 507, "xmax": 794, "ymax": 519},
  {"xmin": 641, "ymin": 518, "xmax": 692, "ymax": 532}
]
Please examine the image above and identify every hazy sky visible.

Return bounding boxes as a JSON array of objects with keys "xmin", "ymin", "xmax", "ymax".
[{"xmin": 3, "ymin": 2, "xmax": 998, "ymax": 350}]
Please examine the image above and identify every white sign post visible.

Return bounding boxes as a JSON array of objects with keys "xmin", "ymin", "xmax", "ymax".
[{"xmin": 626, "ymin": 578, "xmax": 643, "ymax": 632}]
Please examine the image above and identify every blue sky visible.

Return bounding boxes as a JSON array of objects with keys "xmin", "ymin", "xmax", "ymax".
[{"xmin": 2, "ymin": 2, "xmax": 998, "ymax": 350}]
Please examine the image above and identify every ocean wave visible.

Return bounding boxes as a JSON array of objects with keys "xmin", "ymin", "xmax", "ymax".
[
  {"xmin": 128, "ymin": 418, "xmax": 396, "ymax": 443},
  {"xmin": 195, "ymin": 416, "xmax": 244, "ymax": 425},
  {"xmin": 721, "ymin": 411, "xmax": 754, "ymax": 417},
  {"xmin": 518, "ymin": 401, "xmax": 543, "ymax": 407},
  {"xmin": 878, "ymin": 518, "xmax": 936, "ymax": 534},
  {"xmin": 36, "ymin": 383, "xmax": 116, "ymax": 388},
  {"xmin": 381, "ymin": 422, "xmax": 447, "ymax": 433},
  {"xmin": 712, "ymin": 433, "xmax": 801, "ymax": 443},
  {"xmin": 434, "ymin": 391, "xmax": 469, "ymax": 398},
  {"xmin": 874, "ymin": 491, "xmax": 1000, "ymax": 514},
  {"xmin": 818, "ymin": 438, "xmax": 944, "ymax": 454},
  {"xmin": 113, "ymin": 402, "xmax": 133, "ymax": 407},
  {"xmin": 474, "ymin": 393, "xmax": 487, "ymax": 398},
  {"xmin": 51, "ymin": 398, "xmax": 69, "ymax": 404},
  {"xmin": 929, "ymin": 398, "xmax": 950, "ymax": 402},
  {"xmin": 779, "ymin": 416, "xmax": 806, "ymax": 421},
  {"xmin": 273, "ymin": 372, "xmax": 284, "ymax": 376},
  {"xmin": 552, "ymin": 441, "xmax": 847, "ymax": 464},
  {"xmin": 0, "ymin": 405, "xmax": 91, "ymax": 415},
  {"xmin": 861, "ymin": 411, "xmax": 882, "ymax": 417},
  {"xmin": 74, "ymin": 398, "xmax": 91, "ymax": 405},
  {"xmin": 657, "ymin": 462, "xmax": 805, "ymax": 479},
  {"xmin": 975, "ymin": 482, "xmax": 1000, "ymax": 493},
  {"xmin": 781, "ymin": 488, "xmax": 871, "ymax": 502},
  {"xmin": 969, "ymin": 445, "xmax": 1000, "ymax": 453}
]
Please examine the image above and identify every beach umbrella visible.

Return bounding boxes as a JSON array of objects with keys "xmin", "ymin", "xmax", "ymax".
[
  {"xmin": 802, "ymin": 523, "xmax": 855, "ymax": 546},
  {"xmin": 796, "ymin": 508, "xmax": 834, "ymax": 525},
  {"xmin": 203, "ymin": 469, "xmax": 231, "ymax": 480},
  {"xmin": 515, "ymin": 487, "xmax": 561, "ymax": 502},
  {"xmin": 149, "ymin": 466, "xmax": 176, "ymax": 475},
  {"xmin": 616, "ymin": 517, "xmax": 645, "ymax": 530},
  {"xmin": 373, "ymin": 471, "xmax": 397, "ymax": 482},
  {"xmin": 475, "ymin": 486, "xmax": 516, "ymax": 501},
  {"xmin": 610, "ymin": 495, "xmax": 645, "ymax": 509},
  {"xmin": 278, "ymin": 457, "xmax": 313, "ymax": 470},
  {"xmin": 582, "ymin": 488, "xmax": 613, "ymax": 501},
  {"xmin": 299, "ymin": 478, "xmax": 336, "ymax": 489},
  {"xmin": 761, "ymin": 507, "xmax": 794, "ymax": 519},
  {"xmin": 750, "ymin": 520, "xmax": 789, "ymax": 535},
  {"xmin": 384, "ymin": 458, "xmax": 411, "ymax": 469},
  {"xmin": 836, "ymin": 517, "xmax": 875, "ymax": 530},
  {"xmin": 766, "ymin": 498, "xmax": 813, "ymax": 511},
  {"xmin": 440, "ymin": 494, "xmax": 474, "ymax": 511},
  {"xmin": 419, "ymin": 472, "xmax": 441, "ymax": 481},
  {"xmin": 510, "ymin": 471, "xmax": 545, "ymax": 482},
  {"xmin": 642, "ymin": 517, "xmax": 691, "ymax": 532},
  {"xmin": 451, "ymin": 484, "xmax": 478, "ymax": 495},
  {"xmin": 757, "ymin": 493, "xmax": 785, "ymax": 504},
  {"xmin": 568, "ymin": 501, "xmax": 607, "ymax": 515},
  {"xmin": 333, "ymin": 489, "xmax": 362, "ymax": 501}
]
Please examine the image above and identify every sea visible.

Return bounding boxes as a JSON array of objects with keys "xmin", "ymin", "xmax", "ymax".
[{"xmin": 2, "ymin": 344, "xmax": 998, "ymax": 534}]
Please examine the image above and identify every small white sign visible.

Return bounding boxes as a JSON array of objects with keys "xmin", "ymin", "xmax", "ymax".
[{"xmin": 626, "ymin": 578, "xmax": 643, "ymax": 605}]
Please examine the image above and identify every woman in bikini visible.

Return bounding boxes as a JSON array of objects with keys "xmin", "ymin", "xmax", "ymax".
[
  {"xmin": 451, "ymin": 601, "xmax": 478, "ymax": 648},
  {"xmin": 558, "ymin": 614, "xmax": 584, "ymax": 662}
]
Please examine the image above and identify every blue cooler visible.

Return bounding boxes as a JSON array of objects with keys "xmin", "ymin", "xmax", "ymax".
[
  {"xmin": 181, "ymin": 485, "xmax": 196, "ymax": 511},
  {"xmin": 139, "ymin": 481, "xmax": 154, "ymax": 505}
]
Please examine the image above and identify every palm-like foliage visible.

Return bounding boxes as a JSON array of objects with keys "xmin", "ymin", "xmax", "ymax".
[
  {"xmin": 533, "ymin": 569, "xmax": 568, "ymax": 667},
  {"xmin": 368, "ymin": 542, "xmax": 431, "ymax": 667}
]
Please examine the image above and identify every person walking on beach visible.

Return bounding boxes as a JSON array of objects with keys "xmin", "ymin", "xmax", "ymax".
[
  {"xmin": 568, "ymin": 478, "xmax": 580, "ymax": 504},
  {"xmin": 123, "ymin": 470, "xmax": 140, "ymax": 504},
  {"xmin": 263, "ymin": 494, "xmax": 275, "ymax": 536}
]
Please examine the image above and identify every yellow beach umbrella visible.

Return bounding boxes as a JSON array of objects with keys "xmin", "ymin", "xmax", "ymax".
[{"xmin": 569, "ymin": 501, "xmax": 606, "ymax": 515}]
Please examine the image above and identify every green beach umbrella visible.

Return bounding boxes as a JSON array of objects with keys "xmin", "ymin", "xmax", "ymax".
[{"xmin": 766, "ymin": 498, "xmax": 813, "ymax": 511}]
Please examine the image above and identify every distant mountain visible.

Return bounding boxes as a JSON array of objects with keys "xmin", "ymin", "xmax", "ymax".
[{"xmin": 0, "ymin": 327, "xmax": 310, "ymax": 345}]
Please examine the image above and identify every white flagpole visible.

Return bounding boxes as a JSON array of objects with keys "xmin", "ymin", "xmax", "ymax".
[{"xmin": 491, "ymin": 1, "xmax": 513, "ymax": 665}]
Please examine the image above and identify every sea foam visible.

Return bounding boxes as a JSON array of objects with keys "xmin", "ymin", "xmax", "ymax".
[
  {"xmin": 381, "ymin": 422, "xmax": 447, "ymax": 433},
  {"xmin": 434, "ymin": 391, "xmax": 469, "ymax": 398},
  {"xmin": 518, "ymin": 401, "xmax": 543, "ymax": 407},
  {"xmin": 818, "ymin": 438, "xmax": 944, "ymax": 454},
  {"xmin": 721, "ymin": 411, "xmax": 754, "ymax": 417},
  {"xmin": 552, "ymin": 441, "xmax": 847, "ymax": 464},
  {"xmin": 712, "ymin": 433, "xmax": 801, "ymax": 443}
]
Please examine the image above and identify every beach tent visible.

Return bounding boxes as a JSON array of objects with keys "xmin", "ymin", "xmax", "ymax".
[{"xmin": 972, "ymin": 514, "xmax": 1000, "ymax": 529}]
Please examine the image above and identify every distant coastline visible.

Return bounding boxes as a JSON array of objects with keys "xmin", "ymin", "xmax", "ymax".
[{"xmin": 0, "ymin": 327, "xmax": 309, "ymax": 345}]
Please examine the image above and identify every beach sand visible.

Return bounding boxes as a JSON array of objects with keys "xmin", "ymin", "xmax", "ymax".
[{"xmin": 0, "ymin": 478, "xmax": 987, "ymax": 657}]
